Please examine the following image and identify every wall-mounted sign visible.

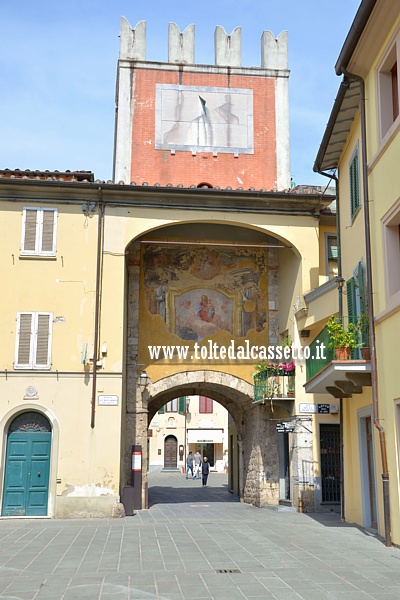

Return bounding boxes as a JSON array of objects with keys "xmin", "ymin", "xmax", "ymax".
[
  {"xmin": 276, "ymin": 421, "xmax": 296, "ymax": 433},
  {"xmin": 298, "ymin": 403, "xmax": 317, "ymax": 414},
  {"xmin": 317, "ymin": 404, "xmax": 331, "ymax": 414},
  {"xmin": 98, "ymin": 395, "xmax": 119, "ymax": 406}
]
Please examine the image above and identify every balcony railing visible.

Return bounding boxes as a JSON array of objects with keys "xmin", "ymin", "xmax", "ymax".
[
  {"xmin": 306, "ymin": 325, "xmax": 334, "ymax": 380},
  {"xmin": 253, "ymin": 368, "xmax": 295, "ymax": 403}
]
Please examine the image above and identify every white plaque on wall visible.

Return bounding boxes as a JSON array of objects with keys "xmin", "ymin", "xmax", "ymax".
[{"xmin": 98, "ymin": 395, "xmax": 119, "ymax": 406}]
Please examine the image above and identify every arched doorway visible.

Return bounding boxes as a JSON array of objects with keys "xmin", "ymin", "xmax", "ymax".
[
  {"xmin": 2, "ymin": 411, "xmax": 51, "ymax": 516},
  {"xmin": 164, "ymin": 435, "xmax": 178, "ymax": 469}
]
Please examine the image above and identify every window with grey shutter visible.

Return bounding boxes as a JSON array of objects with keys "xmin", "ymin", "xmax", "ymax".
[
  {"xmin": 15, "ymin": 312, "xmax": 52, "ymax": 369},
  {"xmin": 23, "ymin": 210, "xmax": 38, "ymax": 252},
  {"xmin": 17, "ymin": 313, "xmax": 33, "ymax": 366},
  {"xmin": 41, "ymin": 210, "xmax": 56, "ymax": 253},
  {"xmin": 21, "ymin": 207, "xmax": 57, "ymax": 256},
  {"xmin": 35, "ymin": 314, "xmax": 51, "ymax": 367}
]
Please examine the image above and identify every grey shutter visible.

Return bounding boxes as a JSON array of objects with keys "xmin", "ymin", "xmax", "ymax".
[
  {"xmin": 41, "ymin": 210, "xmax": 55, "ymax": 253},
  {"xmin": 35, "ymin": 314, "xmax": 51, "ymax": 367},
  {"xmin": 23, "ymin": 210, "xmax": 38, "ymax": 252},
  {"xmin": 17, "ymin": 313, "xmax": 33, "ymax": 365}
]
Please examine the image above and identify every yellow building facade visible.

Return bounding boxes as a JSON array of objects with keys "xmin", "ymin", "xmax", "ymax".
[
  {"xmin": 0, "ymin": 169, "xmax": 340, "ymax": 517},
  {"xmin": 310, "ymin": 0, "xmax": 400, "ymax": 545}
]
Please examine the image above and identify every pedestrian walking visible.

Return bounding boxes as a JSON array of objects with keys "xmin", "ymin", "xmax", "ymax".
[
  {"xmin": 193, "ymin": 451, "xmax": 202, "ymax": 479},
  {"xmin": 186, "ymin": 451, "xmax": 194, "ymax": 479},
  {"xmin": 201, "ymin": 456, "xmax": 210, "ymax": 486}
]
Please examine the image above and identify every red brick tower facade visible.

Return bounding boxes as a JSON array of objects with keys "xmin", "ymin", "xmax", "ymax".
[{"xmin": 114, "ymin": 20, "xmax": 290, "ymax": 190}]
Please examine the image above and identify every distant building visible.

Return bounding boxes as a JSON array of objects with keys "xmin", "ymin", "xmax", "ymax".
[{"xmin": 148, "ymin": 396, "xmax": 229, "ymax": 473}]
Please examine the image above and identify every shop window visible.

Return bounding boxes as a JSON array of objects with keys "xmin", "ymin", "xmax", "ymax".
[
  {"xmin": 21, "ymin": 207, "xmax": 58, "ymax": 256},
  {"xmin": 14, "ymin": 312, "xmax": 53, "ymax": 369}
]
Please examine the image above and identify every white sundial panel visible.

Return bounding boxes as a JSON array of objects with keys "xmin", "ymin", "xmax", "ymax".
[{"xmin": 155, "ymin": 84, "xmax": 254, "ymax": 154}]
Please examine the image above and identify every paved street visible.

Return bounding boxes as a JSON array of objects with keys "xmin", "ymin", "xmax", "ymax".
[{"xmin": 1, "ymin": 472, "xmax": 400, "ymax": 599}]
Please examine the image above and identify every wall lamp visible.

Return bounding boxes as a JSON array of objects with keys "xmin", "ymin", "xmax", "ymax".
[{"xmin": 139, "ymin": 371, "xmax": 150, "ymax": 389}]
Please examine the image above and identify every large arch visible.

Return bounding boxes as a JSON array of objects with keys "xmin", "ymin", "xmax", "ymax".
[{"xmin": 121, "ymin": 218, "xmax": 306, "ymax": 510}]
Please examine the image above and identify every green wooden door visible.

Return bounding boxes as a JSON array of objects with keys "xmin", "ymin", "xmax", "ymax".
[{"xmin": 2, "ymin": 413, "xmax": 51, "ymax": 517}]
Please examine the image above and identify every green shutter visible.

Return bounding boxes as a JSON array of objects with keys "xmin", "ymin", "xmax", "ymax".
[
  {"xmin": 356, "ymin": 262, "xmax": 369, "ymax": 346},
  {"xmin": 346, "ymin": 278, "xmax": 356, "ymax": 324},
  {"xmin": 346, "ymin": 277, "xmax": 357, "ymax": 358},
  {"xmin": 158, "ymin": 405, "xmax": 165, "ymax": 414},
  {"xmin": 178, "ymin": 396, "xmax": 186, "ymax": 414},
  {"xmin": 350, "ymin": 150, "xmax": 360, "ymax": 220}
]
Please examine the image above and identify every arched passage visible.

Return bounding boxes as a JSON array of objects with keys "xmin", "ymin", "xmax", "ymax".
[
  {"xmin": 123, "ymin": 370, "xmax": 292, "ymax": 508},
  {"xmin": 122, "ymin": 219, "xmax": 305, "ymax": 510}
]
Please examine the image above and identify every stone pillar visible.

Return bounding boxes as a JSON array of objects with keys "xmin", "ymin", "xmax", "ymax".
[
  {"xmin": 291, "ymin": 417, "xmax": 315, "ymax": 512},
  {"xmin": 168, "ymin": 23, "xmax": 195, "ymax": 64},
  {"xmin": 125, "ymin": 242, "xmax": 149, "ymax": 507},
  {"xmin": 242, "ymin": 403, "xmax": 280, "ymax": 507},
  {"xmin": 214, "ymin": 26, "xmax": 241, "ymax": 67}
]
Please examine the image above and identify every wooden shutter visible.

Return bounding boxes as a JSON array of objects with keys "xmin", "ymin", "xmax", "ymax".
[
  {"xmin": 34, "ymin": 313, "xmax": 52, "ymax": 368},
  {"xmin": 41, "ymin": 210, "xmax": 56, "ymax": 253},
  {"xmin": 16, "ymin": 313, "xmax": 33, "ymax": 367},
  {"xmin": 158, "ymin": 405, "xmax": 165, "ymax": 414},
  {"xmin": 199, "ymin": 396, "xmax": 213, "ymax": 413},
  {"xmin": 346, "ymin": 277, "xmax": 357, "ymax": 324},
  {"xmin": 346, "ymin": 278, "xmax": 357, "ymax": 359},
  {"xmin": 356, "ymin": 262, "xmax": 369, "ymax": 346},
  {"xmin": 178, "ymin": 396, "xmax": 186, "ymax": 414},
  {"xmin": 22, "ymin": 209, "xmax": 38, "ymax": 252},
  {"xmin": 350, "ymin": 151, "xmax": 360, "ymax": 219}
]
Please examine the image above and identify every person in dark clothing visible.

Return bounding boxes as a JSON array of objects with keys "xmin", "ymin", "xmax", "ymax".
[
  {"xmin": 201, "ymin": 456, "xmax": 210, "ymax": 486},
  {"xmin": 186, "ymin": 451, "xmax": 194, "ymax": 479}
]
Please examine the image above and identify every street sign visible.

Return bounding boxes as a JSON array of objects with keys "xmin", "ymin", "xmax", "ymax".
[
  {"xmin": 276, "ymin": 421, "xmax": 296, "ymax": 433},
  {"xmin": 98, "ymin": 394, "xmax": 119, "ymax": 406},
  {"xmin": 317, "ymin": 404, "xmax": 331, "ymax": 414},
  {"xmin": 298, "ymin": 403, "xmax": 317, "ymax": 414}
]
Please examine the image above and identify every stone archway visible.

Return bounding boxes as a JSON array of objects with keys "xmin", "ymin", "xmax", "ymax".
[{"xmin": 123, "ymin": 370, "xmax": 290, "ymax": 509}]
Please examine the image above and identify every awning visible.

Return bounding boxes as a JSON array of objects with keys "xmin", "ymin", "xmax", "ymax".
[{"xmin": 187, "ymin": 429, "xmax": 224, "ymax": 443}]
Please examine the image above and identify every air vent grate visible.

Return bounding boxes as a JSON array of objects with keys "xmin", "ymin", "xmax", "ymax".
[{"xmin": 215, "ymin": 569, "xmax": 241, "ymax": 574}]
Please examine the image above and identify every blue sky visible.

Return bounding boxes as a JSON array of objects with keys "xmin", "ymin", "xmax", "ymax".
[{"xmin": 0, "ymin": 0, "xmax": 361, "ymax": 186}]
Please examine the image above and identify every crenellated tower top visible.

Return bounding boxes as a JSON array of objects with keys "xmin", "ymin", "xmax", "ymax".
[{"xmin": 119, "ymin": 18, "xmax": 288, "ymax": 70}]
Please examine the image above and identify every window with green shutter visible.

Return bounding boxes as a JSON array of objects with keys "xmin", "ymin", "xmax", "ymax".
[
  {"xmin": 346, "ymin": 278, "xmax": 358, "ymax": 359},
  {"xmin": 178, "ymin": 397, "xmax": 186, "ymax": 414},
  {"xmin": 349, "ymin": 149, "xmax": 361, "ymax": 221},
  {"xmin": 355, "ymin": 261, "xmax": 369, "ymax": 347}
]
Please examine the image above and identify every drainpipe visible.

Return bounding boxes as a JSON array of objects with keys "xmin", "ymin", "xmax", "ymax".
[
  {"xmin": 313, "ymin": 171, "xmax": 345, "ymax": 521},
  {"xmin": 342, "ymin": 67, "xmax": 391, "ymax": 546},
  {"xmin": 91, "ymin": 188, "xmax": 105, "ymax": 429}
]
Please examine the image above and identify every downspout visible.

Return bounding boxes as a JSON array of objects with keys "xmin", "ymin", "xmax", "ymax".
[
  {"xmin": 342, "ymin": 67, "xmax": 391, "ymax": 546},
  {"xmin": 313, "ymin": 171, "xmax": 345, "ymax": 521},
  {"xmin": 91, "ymin": 188, "xmax": 105, "ymax": 429}
]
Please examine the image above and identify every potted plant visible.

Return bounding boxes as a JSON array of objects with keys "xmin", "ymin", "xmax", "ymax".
[
  {"xmin": 327, "ymin": 316, "xmax": 360, "ymax": 359},
  {"xmin": 357, "ymin": 312, "xmax": 371, "ymax": 360}
]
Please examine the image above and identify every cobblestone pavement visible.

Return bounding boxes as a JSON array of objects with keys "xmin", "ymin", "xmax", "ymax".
[{"xmin": 1, "ymin": 472, "xmax": 400, "ymax": 599}]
